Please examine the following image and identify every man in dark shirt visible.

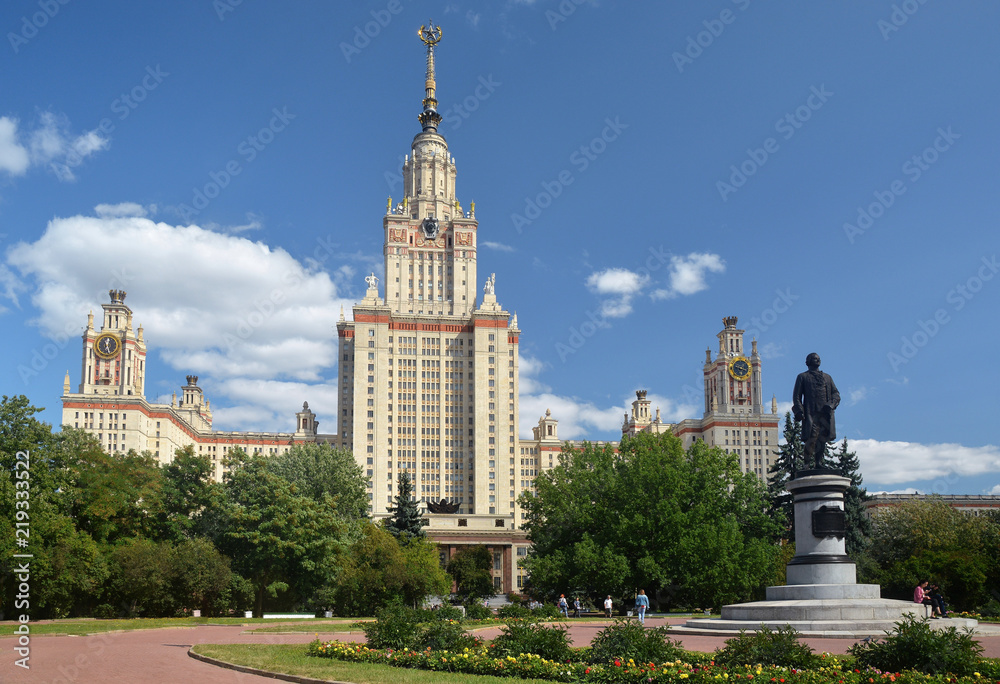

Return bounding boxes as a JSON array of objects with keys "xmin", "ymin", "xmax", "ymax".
[{"xmin": 792, "ymin": 353, "xmax": 840, "ymax": 470}]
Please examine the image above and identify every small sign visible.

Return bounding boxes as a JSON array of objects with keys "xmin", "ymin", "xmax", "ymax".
[{"xmin": 812, "ymin": 505, "xmax": 846, "ymax": 538}]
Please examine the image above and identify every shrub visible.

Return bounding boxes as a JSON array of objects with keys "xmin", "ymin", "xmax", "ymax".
[
  {"xmin": 464, "ymin": 602, "xmax": 492, "ymax": 620},
  {"xmin": 978, "ymin": 599, "xmax": 1000, "ymax": 619},
  {"xmin": 497, "ymin": 603, "xmax": 532, "ymax": 619},
  {"xmin": 432, "ymin": 603, "xmax": 464, "ymax": 622},
  {"xmin": 418, "ymin": 619, "xmax": 480, "ymax": 651},
  {"xmin": 362, "ymin": 604, "xmax": 422, "ymax": 650},
  {"xmin": 848, "ymin": 614, "xmax": 983, "ymax": 675},
  {"xmin": 531, "ymin": 603, "xmax": 562, "ymax": 619},
  {"xmin": 714, "ymin": 625, "xmax": 818, "ymax": 668},
  {"xmin": 588, "ymin": 618, "xmax": 684, "ymax": 665},
  {"xmin": 490, "ymin": 621, "xmax": 573, "ymax": 662}
]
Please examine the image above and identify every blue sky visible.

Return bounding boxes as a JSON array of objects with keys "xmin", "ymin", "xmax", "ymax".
[{"xmin": 2, "ymin": 1, "xmax": 999, "ymax": 496}]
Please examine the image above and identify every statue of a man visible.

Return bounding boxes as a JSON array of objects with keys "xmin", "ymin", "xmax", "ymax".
[{"xmin": 792, "ymin": 352, "xmax": 841, "ymax": 470}]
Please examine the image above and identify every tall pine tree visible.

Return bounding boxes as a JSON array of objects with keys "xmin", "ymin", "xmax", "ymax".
[
  {"xmin": 385, "ymin": 472, "xmax": 427, "ymax": 541},
  {"xmin": 766, "ymin": 413, "xmax": 804, "ymax": 540},
  {"xmin": 832, "ymin": 439, "xmax": 871, "ymax": 558}
]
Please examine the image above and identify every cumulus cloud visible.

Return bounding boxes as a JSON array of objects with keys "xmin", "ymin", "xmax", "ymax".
[
  {"xmin": 849, "ymin": 386, "xmax": 873, "ymax": 406},
  {"xmin": 652, "ymin": 253, "xmax": 726, "ymax": 300},
  {"xmin": 482, "ymin": 241, "xmax": 514, "ymax": 252},
  {"xmin": 95, "ymin": 202, "xmax": 151, "ymax": 218},
  {"xmin": 0, "ymin": 112, "xmax": 109, "ymax": 181},
  {"xmin": 586, "ymin": 267, "xmax": 649, "ymax": 318},
  {"xmin": 854, "ymin": 439, "xmax": 1000, "ymax": 485},
  {"xmin": 0, "ymin": 117, "xmax": 30, "ymax": 175},
  {"xmin": 990, "ymin": 484, "xmax": 1000, "ymax": 495},
  {"xmin": 4, "ymin": 210, "xmax": 360, "ymax": 431},
  {"xmin": 518, "ymin": 356, "xmax": 697, "ymax": 440}
]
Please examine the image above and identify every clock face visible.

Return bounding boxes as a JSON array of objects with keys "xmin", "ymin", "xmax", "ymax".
[
  {"xmin": 421, "ymin": 216, "xmax": 439, "ymax": 239},
  {"xmin": 728, "ymin": 357, "xmax": 751, "ymax": 381},
  {"xmin": 94, "ymin": 333, "xmax": 121, "ymax": 360}
]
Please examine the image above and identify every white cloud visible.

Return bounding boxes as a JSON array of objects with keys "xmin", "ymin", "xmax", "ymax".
[
  {"xmin": 0, "ymin": 117, "xmax": 30, "ymax": 175},
  {"xmin": 518, "ymin": 357, "xmax": 697, "ymax": 440},
  {"xmin": 5, "ymin": 210, "xmax": 361, "ymax": 431},
  {"xmin": 208, "ymin": 378, "xmax": 340, "ymax": 432},
  {"xmin": 203, "ymin": 212, "xmax": 264, "ymax": 234},
  {"xmin": 95, "ymin": 202, "xmax": 150, "ymax": 218},
  {"xmin": 586, "ymin": 267, "xmax": 649, "ymax": 318},
  {"xmin": 758, "ymin": 342, "xmax": 785, "ymax": 359},
  {"xmin": 849, "ymin": 386, "xmax": 873, "ymax": 405},
  {"xmin": 989, "ymin": 484, "xmax": 1000, "ymax": 495},
  {"xmin": 29, "ymin": 111, "xmax": 109, "ymax": 181},
  {"xmin": 482, "ymin": 241, "xmax": 514, "ymax": 252},
  {"xmin": 466, "ymin": 10, "xmax": 481, "ymax": 27},
  {"xmin": 0, "ymin": 112, "xmax": 109, "ymax": 181},
  {"xmin": 651, "ymin": 253, "xmax": 726, "ymax": 300},
  {"xmin": 854, "ymin": 439, "xmax": 1000, "ymax": 485}
]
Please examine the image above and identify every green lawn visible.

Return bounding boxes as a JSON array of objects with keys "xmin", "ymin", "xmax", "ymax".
[
  {"xmin": 0, "ymin": 616, "xmax": 357, "ymax": 637},
  {"xmin": 193, "ymin": 644, "xmax": 554, "ymax": 684}
]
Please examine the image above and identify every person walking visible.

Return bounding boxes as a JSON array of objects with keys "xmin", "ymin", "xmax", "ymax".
[
  {"xmin": 557, "ymin": 594, "xmax": 569, "ymax": 618},
  {"xmin": 604, "ymin": 595, "xmax": 613, "ymax": 618},
  {"xmin": 572, "ymin": 597, "xmax": 581, "ymax": 618},
  {"xmin": 634, "ymin": 589, "xmax": 649, "ymax": 625}
]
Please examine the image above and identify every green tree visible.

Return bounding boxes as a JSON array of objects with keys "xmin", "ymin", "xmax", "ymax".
[
  {"xmin": 55, "ymin": 431, "xmax": 166, "ymax": 544},
  {"xmin": 170, "ymin": 537, "xmax": 234, "ymax": 615},
  {"xmin": 521, "ymin": 433, "xmax": 783, "ymax": 610},
  {"xmin": 446, "ymin": 544, "xmax": 494, "ymax": 603},
  {"xmin": 263, "ymin": 443, "xmax": 367, "ymax": 520},
  {"xmin": 159, "ymin": 445, "xmax": 219, "ymax": 541},
  {"xmin": 106, "ymin": 538, "xmax": 176, "ymax": 616},
  {"xmin": 385, "ymin": 472, "xmax": 426, "ymax": 540},
  {"xmin": 330, "ymin": 523, "xmax": 451, "ymax": 615},
  {"xmin": 832, "ymin": 439, "xmax": 871, "ymax": 558},
  {"xmin": 766, "ymin": 413, "xmax": 802, "ymax": 540},
  {"xmin": 864, "ymin": 499, "xmax": 999, "ymax": 610},
  {"xmin": 214, "ymin": 454, "xmax": 350, "ymax": 616}
]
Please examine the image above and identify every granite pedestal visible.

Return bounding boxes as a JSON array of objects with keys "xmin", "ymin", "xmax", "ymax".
[{"xmin": 679, "ymin": 471, "xmax": 977, "ymax": 637}]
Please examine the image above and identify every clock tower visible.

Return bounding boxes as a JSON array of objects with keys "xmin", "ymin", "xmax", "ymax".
[
  {"xmin": 78, "ymin": 289, "xmax": 146, "ymax": 397},
  {"xmin": 674, "ymin": 316, "xmax": 780, "ymax": 479}
]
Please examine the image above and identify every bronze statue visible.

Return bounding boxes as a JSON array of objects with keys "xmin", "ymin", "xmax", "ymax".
[{"xmin": 792, "ymin": 353, "xmax": 840, "ymax": 470}]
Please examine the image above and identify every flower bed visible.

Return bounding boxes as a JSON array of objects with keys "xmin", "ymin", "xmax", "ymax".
[{"xmin": 308, "ymin": 642, "xmax": 1000, "ymax": 684}]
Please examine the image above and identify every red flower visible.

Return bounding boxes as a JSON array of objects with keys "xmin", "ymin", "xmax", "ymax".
[{"xmin": 615, "ymin": 659, "xmax": 621, "ymax": 666}]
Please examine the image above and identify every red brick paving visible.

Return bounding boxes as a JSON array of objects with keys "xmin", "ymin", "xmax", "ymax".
[{"xmin": 2, "ymin": 617, "xmax": 999, "ymax": 683}]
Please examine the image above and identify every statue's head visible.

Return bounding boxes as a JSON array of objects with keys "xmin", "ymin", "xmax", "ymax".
[{"xmin": 805, "ymin": 352, "xmax": 821, "ymax": 370}]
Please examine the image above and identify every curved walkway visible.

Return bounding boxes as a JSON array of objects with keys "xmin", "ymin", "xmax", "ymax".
[{"xmin": 4, "ymin": 617, "xmax": 1000, "ymax": 683}]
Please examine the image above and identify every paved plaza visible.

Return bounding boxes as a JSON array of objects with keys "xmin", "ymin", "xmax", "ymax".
[{"xmin": 4, "ymin": 617, "xmax": 1000, "ymax": 683}]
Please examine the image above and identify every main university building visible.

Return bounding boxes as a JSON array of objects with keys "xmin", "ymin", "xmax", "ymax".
[{"xmin": 60, "ymin": 27, "xmax": 781, "ymax": 594}]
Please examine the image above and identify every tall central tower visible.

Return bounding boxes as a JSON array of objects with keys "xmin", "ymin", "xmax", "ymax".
[
  {"xmin": 383, "ymin": 22, "xmax": 478, "ymax": 316},
  {"xmin": 338, "ymin": 24, "xmax": 521, "ymax": 518}
]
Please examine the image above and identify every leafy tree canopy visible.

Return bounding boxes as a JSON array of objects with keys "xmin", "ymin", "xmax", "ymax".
[{"xmin": 520, "ymin": 432, "xmax": 783, "ymax": 610}]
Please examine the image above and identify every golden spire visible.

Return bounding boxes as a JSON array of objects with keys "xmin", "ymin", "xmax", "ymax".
[{"xmin": 417, "ymin": 21, "xmax": 443, "ymax": 132}]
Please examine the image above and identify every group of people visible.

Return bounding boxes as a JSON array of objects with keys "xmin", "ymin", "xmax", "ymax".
[
  {"xmin": 557, "ymin": 590, "xmax": 650, "ymax": 624},
  {"xmin": 913, "ymin": 580, "xmax": 949, "ymax": 618}
]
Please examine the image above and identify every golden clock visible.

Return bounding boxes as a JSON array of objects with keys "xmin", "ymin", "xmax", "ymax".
[
  {"xmin": 94, "ymin": 332, "xmax": 121, "ymax": 360},
  {"xmin": 728, "ymin": 356, "xmax": 751, "ymax": 381}
]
